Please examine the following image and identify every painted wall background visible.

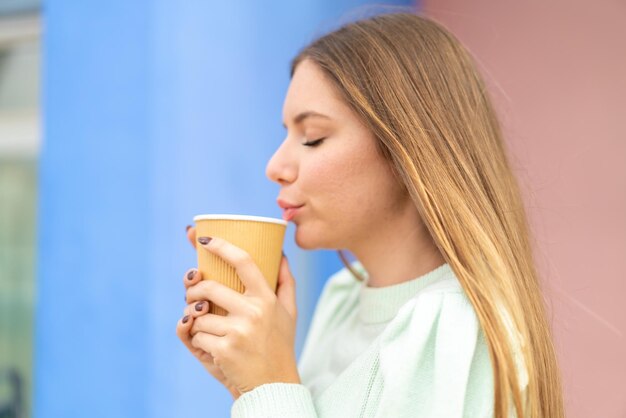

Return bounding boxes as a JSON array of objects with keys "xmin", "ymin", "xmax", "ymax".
[
  {"xmin": 422, "ymin": 1, "xmax": 626, "ymax": 417},
  {"xmin": 33, "ymin": 1, "xmax": 624, "ymax": 417}
]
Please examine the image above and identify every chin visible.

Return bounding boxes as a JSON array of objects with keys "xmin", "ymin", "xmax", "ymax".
[
  {"xmin": 293, "ymin": 223, "xmax": 339, "ymax": 250},
  {"xmin": 294, "ymin": 227, "xmax": 318, "ymax": 250}
]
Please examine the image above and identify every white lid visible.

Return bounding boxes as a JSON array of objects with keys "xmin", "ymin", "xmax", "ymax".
[{"xmin": 193, "ymin": 214, "xmax": 287, "ymax": 226}]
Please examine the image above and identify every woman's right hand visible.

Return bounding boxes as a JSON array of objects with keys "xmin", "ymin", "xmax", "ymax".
[{"xmin": 175, "ymin": 226, "xmax": 241, "ymax": 400}]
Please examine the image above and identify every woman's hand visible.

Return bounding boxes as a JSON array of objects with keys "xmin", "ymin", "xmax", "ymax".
[{"xmin": 177, "ymin": 226, "xmax": 301, "ymax": 396}]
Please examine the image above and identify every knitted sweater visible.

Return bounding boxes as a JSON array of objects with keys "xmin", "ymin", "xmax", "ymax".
[{"xmin": 231, "ymin": 261, "xmax": 527, "ymax": 417}]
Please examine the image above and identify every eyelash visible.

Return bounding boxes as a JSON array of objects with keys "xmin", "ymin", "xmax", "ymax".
[{"xmin": 303, "ymin": 138, "xmax": 326, "ymax": 147}]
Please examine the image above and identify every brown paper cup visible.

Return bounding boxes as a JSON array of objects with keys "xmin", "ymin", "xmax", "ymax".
[{"xmin": 193, "ymin": 214, "xmax": 287, "ymax": 316}]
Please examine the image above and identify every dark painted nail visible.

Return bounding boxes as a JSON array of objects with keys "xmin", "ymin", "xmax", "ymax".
[
  {"xmin": 182, "ymin": 315, "xmax": 190, "ymax": 324},
  {"xmin": 197, "ymin": 237, "xmax": 212, "ymax": 245},
  {"xmin": 282, "ymin": 250, "xmax": 287, "ymax": 259},
  {"xmin": 186, "ymin": 225, "xmax": 192, "ymax": 232},
  {"xmin": 195, "ymin": 302, "xmax": 205, "ymax": 311},
  {"xmin": 187, "ymin": 270, "xmax": 196, "ymax": 280}
]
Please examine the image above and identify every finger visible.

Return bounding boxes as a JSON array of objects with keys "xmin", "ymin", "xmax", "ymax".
[
  {"xmin": 276, "ymin": 255, "xmax": 297, "ymax": 319},
  {"xmin": 191, "ymin": 332, "xmax": 223, "ymax": 359},
  {"xmin": 176, "ymin": 314, "xmax": 220, "ymax": 367},
  {"xmin": 183, "ymin": 300, "xmax": 211, "ymax": 318},
  {"xmin": 190, "ymin": 312, "xmax": 231, "ymax": 337},
  {"xmin": 196, "ymin": 236, "xmax": 269, "ymax": 296},
  {"xmin": 186, "ymin": 279, "xmax": 248, "ymax": 315},
  {"xmin": 176, "ymin": 313, "xmax": 195, "ymax": 351},
  {"xmin": 183, "ymin": 267, "xmax": 202, "ymax": 290},
  {"xmin": 187, "ymin": 226, "xmax": 197, "ymax": 249}
]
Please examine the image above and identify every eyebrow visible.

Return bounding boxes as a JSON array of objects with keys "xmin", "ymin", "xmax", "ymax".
[{"xmin": 282, "ymin": 111, "xmax": 331, "ymax": 129}]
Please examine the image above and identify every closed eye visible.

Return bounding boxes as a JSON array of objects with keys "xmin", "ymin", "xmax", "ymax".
[{"xmin": 303, "ymin": 138, "xmax": 326, "ymax": 147}]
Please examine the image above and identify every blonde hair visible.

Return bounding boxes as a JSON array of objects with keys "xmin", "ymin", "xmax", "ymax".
[{"xmin": 292, "ymin": 12, "xmax": 564, "ymax": 418}]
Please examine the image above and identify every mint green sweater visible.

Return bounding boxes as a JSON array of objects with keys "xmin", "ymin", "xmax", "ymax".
[{"xmin": 231, "ymin": 262, "xmax": 527, "ymax": 417}]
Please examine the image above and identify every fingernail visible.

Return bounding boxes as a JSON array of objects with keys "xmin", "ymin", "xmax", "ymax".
[
  {"xmin": 187, "ymin": 269, "xmax": 196, "ymax": 280},
  {"xmin": 182, "ymin": 315, "xmax": 190, "ymax": 324},
  {"xmin": 186, "ymin": 225, "xmax": 192, "ymax": 232},
  {"xmin": 282, "ymin": 250, "xmax": 287, "ymax": 259},
  {"xmin": 197, "ymin": 237, "xmax": 212, "ymax": 245},
  {"xmin": 195, "ymin": 302, "xmax": 205, "ymax": 311}
]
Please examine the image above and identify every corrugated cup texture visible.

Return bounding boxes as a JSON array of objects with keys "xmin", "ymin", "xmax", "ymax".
[{"xmin": 195, "ymin": 217, "xmax": 286, "ymax": 316}]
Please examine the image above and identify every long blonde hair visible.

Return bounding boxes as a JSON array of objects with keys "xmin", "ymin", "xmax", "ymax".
[{"xmin": 292, "ymin": 12, "xmax": 564, "ymax": 418}]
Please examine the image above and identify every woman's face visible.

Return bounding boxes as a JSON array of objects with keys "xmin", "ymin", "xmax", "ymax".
[{"xmin": 266, "ymin": 59, "xmax": 410, "ymax": 250}]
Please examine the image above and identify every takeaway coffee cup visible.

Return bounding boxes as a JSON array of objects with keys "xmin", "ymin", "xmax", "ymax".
[{"xmin": 193, "ymin": 214, "xmax": 287, "ymax": 316}]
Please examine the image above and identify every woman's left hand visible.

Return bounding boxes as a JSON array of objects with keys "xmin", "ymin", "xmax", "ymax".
[{"xmin": 186, "ymin": 236, "xmax": 301, "ymax": 394}]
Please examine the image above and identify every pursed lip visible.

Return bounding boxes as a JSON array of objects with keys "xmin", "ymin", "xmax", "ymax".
[
  {"xmin": 276, "ymin": 198, "xmax": 304, "ymax": 210},
  {"xmin": 277, "ymin": 198, "xmax": 304, "ymax": 222}
]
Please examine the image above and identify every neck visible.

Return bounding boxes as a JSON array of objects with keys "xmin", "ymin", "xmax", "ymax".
[{"xmin": 349, "ymin": 208, "xmax": 446, "ymax": 288}]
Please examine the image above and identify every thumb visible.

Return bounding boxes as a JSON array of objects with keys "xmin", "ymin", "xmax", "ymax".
[{"xmin": 275, "ymin": 254, "xmax": 297, "ymax": 320}]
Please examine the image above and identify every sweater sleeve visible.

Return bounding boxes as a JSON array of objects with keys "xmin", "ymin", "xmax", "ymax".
[
  {"xmin": 230, "ymin": 383, "xmax": 318, "ymax": 417},
  {"xmin": 374, "ymin": 289, "xmax": 527, "ymax": 418}
]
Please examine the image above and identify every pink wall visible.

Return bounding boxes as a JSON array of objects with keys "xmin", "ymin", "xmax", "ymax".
[{"xmin": 421, "ymin": 1, "xmax": 626, "ymax": 417}]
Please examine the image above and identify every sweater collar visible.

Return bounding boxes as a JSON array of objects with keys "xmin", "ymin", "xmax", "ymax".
[{"xmin": 352, "ymin": 261, "xmax": 454, "ymax": 324}]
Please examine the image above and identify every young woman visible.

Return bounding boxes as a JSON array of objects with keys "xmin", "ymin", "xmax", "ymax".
[{"xmin": 176, "ymin": 12, "xmax": 564, "ymax": 418}]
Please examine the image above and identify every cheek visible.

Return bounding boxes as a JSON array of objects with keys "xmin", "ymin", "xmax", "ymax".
[
  {"xmin": 342, "ymin": 157, "xmax": 406, "ymax": 224},
  {"xmin": 301, "ymin": 150, "xmax": 359, "ymax": 209},
  {"xmin": 304, "ymin": 147, "xmax": 400, "ymax": 220}
]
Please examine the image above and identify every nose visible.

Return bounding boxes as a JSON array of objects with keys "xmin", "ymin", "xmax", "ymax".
[{"xmin": 265, "ymin": 139, "xmax": 297, "ymax": 185}]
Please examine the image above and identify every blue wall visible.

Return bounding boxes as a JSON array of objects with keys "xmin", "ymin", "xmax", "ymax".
[{"xmin": 36, "ymin": 1, "xmax": 414, "ymax": 416}]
